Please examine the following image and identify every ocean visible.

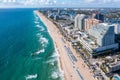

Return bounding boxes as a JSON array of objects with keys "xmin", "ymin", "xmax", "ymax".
[{"xmin": 0, "ymin": 8, "xmax": 62, "ymax": 80}]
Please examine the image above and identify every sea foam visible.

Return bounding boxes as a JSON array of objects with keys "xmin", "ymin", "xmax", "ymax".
[
  {"xmin": 35, "ymin": 24, "xmax": 45, "ymax": 31},
  {"xmin": 46, "ymin": 58, "xmax": 58, "ymax": 64},
  {"xmin": 35, "ymin": 49, "xmax": 45, "ymax": 55},
  {"xmin": 51, "ymin": 70, "xmax": 59, "ymax": 79},
  {"xmin": 50, "ymin": 50, "xmax": 59, "ymax": 58},
  {"xmin": 39, "ymin": 37, "xmax": 48, "ymax": 47},
  {"xmin": 25, "ymin": 74, "xmax": 37, "ymax": 80},
  {"xmin": 36, "ymin": 33, "xmax": 48, "ymax": 48},
  {"xmin": 36, "ymin": 24, "xmax": 41, "ymax": 27},
  {"xmin": 36, "ymin": 33, "xmax": 41, "ymax": 37},
  {"xmin": 46, "ymin": 49, "xmax": 64, "ymax": 80},
  {"xmin": 34, "ymin": 21, "xmax": 39, "ymax": 24},
  {"xmin": 46, "ymin": 50, "xmax": 59, "ymax": 64},
  {"xmin": 54, "ymin": 44, "xmax": 65, "ymax": 80}
]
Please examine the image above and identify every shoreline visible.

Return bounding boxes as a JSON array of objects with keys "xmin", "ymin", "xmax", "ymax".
[
  {"xmin": 35, "ymin": 10, "xmax": 96, "ymax": 80},
  {"xmin": 54, "ymin": 42, "xmax": 65, "ymax": 80},
  {"xmin": 34, "ymin": 10, "xmax": 64, "ymax": 80}
]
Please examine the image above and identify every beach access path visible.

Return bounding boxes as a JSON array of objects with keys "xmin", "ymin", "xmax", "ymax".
[{"xmin": 35, "ymin": 10, "xmax": 97, "ymax": 80}]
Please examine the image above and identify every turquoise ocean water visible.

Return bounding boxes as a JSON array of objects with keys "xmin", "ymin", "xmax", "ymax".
[{"xmin": 0, "ymin": 9, "xmax": 62, "ymax": 80}]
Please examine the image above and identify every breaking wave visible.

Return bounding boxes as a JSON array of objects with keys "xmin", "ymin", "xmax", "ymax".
[
  {"xmin": 46, "ymin": 47, "xmax": 64, "ymax": 80},
  {"xmin": 35, "ymin": 24, "xmax": 45, "ymax": 31},
  {"xmin": 35, "ymin": 49, "xmax": 45, "ymax": 55},
  {"xmin": 34, "ymin": 15, "xmax": 39, "ymax": 21},
  {"xmin": 34, "ymin": 15, "xmax": 45, "ymax": 32},
  {"xmin": 46, "ymin": 58, "xmax": 58, "ymax": 65},
  {"xmin": 36, "ymin": 33, "xmax": 49, "ymax": 47},
  {"xmin": 51, "ymin": 70, "xmax": 60, "ymax": 79},
  {"xmin": 25, "ymin": 74, "xmax": 37, "ymax": 80},
  {"xmin": 39, "ymin": 36, "xmax": 49, "ymax": 47},
  {"xmin": 34, "ymin": 21, "xmax": 39, "ymax": 24},
  {"xmin": 46, "ymin": 50, "xmax": 59, "ymax": 64},
  {"xmin": 36, "ymin": 24, "xmax": 41, "ymax": 27},
  {"xmin": 53, "ymin": 44, "xmax": 65, "ymax": 80},
  {"xmin": 36, "ymin": 33, "xmax": 41, "ymax": 37},
  {"xmin": 32, "ymin": 11, "xmax": 64, "ymax": 80}
]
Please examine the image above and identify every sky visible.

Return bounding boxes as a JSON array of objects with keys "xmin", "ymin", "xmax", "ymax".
[{"xmin": 0, "ymin": 0, "xmax": 120, "ymax": 8}]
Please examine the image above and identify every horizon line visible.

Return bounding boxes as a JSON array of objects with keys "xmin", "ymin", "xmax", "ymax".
[{"xmin": 1, "ymin": 6, "xmax": 120, "ymax": 9}]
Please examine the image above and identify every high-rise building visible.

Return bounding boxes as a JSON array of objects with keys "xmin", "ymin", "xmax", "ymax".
[
  {"xmin": 74, "ymin": 14, "xmax": 86, "ymax": 31},
  {"xmin": 112, "ymin": 24, "xmax": 120, "ymax": 34},
  {"xmin": 88, "ymin": 23, "xmax": 115, "ymax": 47},
  {"xmin": 84, "ymin": 18, "xmax": 100, "ymax": 32},
  {"xmin": 77, "ymin": 23, "xmax": 118, "ymax": 56},
  {"xmin": 92, "ymin": 13, "xmax": 104, "ymax": 22},
  {"xmin": 108, "ymin": 61, "xmax": 120, "ymax": 72}
]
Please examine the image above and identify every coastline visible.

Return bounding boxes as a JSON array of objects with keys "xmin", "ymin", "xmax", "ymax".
[
  {"xmin": 54, "ymin": 43, "xmax": 64, "ymax": 80},
  {"xmin": 34, "ymin": 10, "xmax": 96, "ymax": 80},
  {"xmin": 34, "ymin": 10, "xmax": 65, "ymax": 80}
]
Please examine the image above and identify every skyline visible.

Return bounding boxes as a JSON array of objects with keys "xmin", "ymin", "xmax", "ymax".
[{"xmin": 0, "ymin": 0, "xmax": 120, "ymax": 8}]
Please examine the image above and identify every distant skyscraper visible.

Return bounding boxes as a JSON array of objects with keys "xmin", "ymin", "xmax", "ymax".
[
  {"xmin": 74, "ymin": 14, "xmax": 86, "ymax": 31},
  {"xmin": 92, "ymin": 13, "xmax": 104, "ymax": 22}
]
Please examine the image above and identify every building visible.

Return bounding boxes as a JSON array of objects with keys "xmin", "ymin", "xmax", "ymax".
[
  {"xmin": 84, "ymin": 18, "xmax": 100, "ymax": 32},
  {"xmin": 88, "ymin": 23, "xmax": 115, "ymax": 47},
  {"xmin": 113, "ymin": 24, "xmax": 120, "ymax": 34},
  {"xmin": 92, "ymin": 13, "xmax": 104, "ymax": 22},
  {"xmin": 77, "ymin": 23, "xmax": 118, "ymax": 56},
  {"xmin": 74, "ymin": 14, "xmax": 87, "ymax": 31},
  {"xmin": 113, "ymin": 24, "xmax": 120, "ymax": 48},
  {"xmin": 108, "ymin": 61, "xmax": 120, "ymax": 72}
]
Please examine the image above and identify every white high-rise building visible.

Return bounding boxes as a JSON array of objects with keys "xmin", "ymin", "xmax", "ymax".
[
  {"xmin": 88, "ymin": 23, "xmax": 115, "ymax": 47},
  {"xmin": 74, "ymin": 14, "xmax": 86, "ymax": 31},
  {"xmin": 78, "ymin": 23, "xmax": 118, "ymax": 56},
  {"xmin": 113, "ymin": 24, "xmax": 120, "ymax": 34}
]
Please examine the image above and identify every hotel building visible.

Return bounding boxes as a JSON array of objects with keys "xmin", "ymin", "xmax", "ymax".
[{"xmin": 78, "ymin": 23, "xmax": 119, "ymax": 56}]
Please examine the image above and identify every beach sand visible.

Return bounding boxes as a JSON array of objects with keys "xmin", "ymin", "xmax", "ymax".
[{"xmin": 35, "ymin": 10, "xmax": 97, "ymax": 80}]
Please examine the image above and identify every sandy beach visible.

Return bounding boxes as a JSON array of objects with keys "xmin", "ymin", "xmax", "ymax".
[{"xmin": 35, "ymin": 10, "xmax": 97, "ymax": 80}]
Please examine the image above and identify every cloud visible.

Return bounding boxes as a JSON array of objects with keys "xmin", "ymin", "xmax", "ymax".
[
  {"xmin": 84, "ymin": 0, "xmax": 120, "ymax": 3},
  {"xmin": 0, "ymin": 0, "xmax": 120, "ymax": 7},
  {"xmin": 84, "ymin": 0, "xmax": 96, "ymax": 3}
]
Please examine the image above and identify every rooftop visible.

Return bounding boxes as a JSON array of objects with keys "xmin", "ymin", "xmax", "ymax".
[{"xmin": 109, "ymin": 61, "xmax": 120, "ymax": 68}]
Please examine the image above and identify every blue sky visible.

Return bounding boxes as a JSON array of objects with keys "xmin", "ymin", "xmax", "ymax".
[{"xmin": 0, "ymin": 0, "xmax": 120, "ymax": 8}]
